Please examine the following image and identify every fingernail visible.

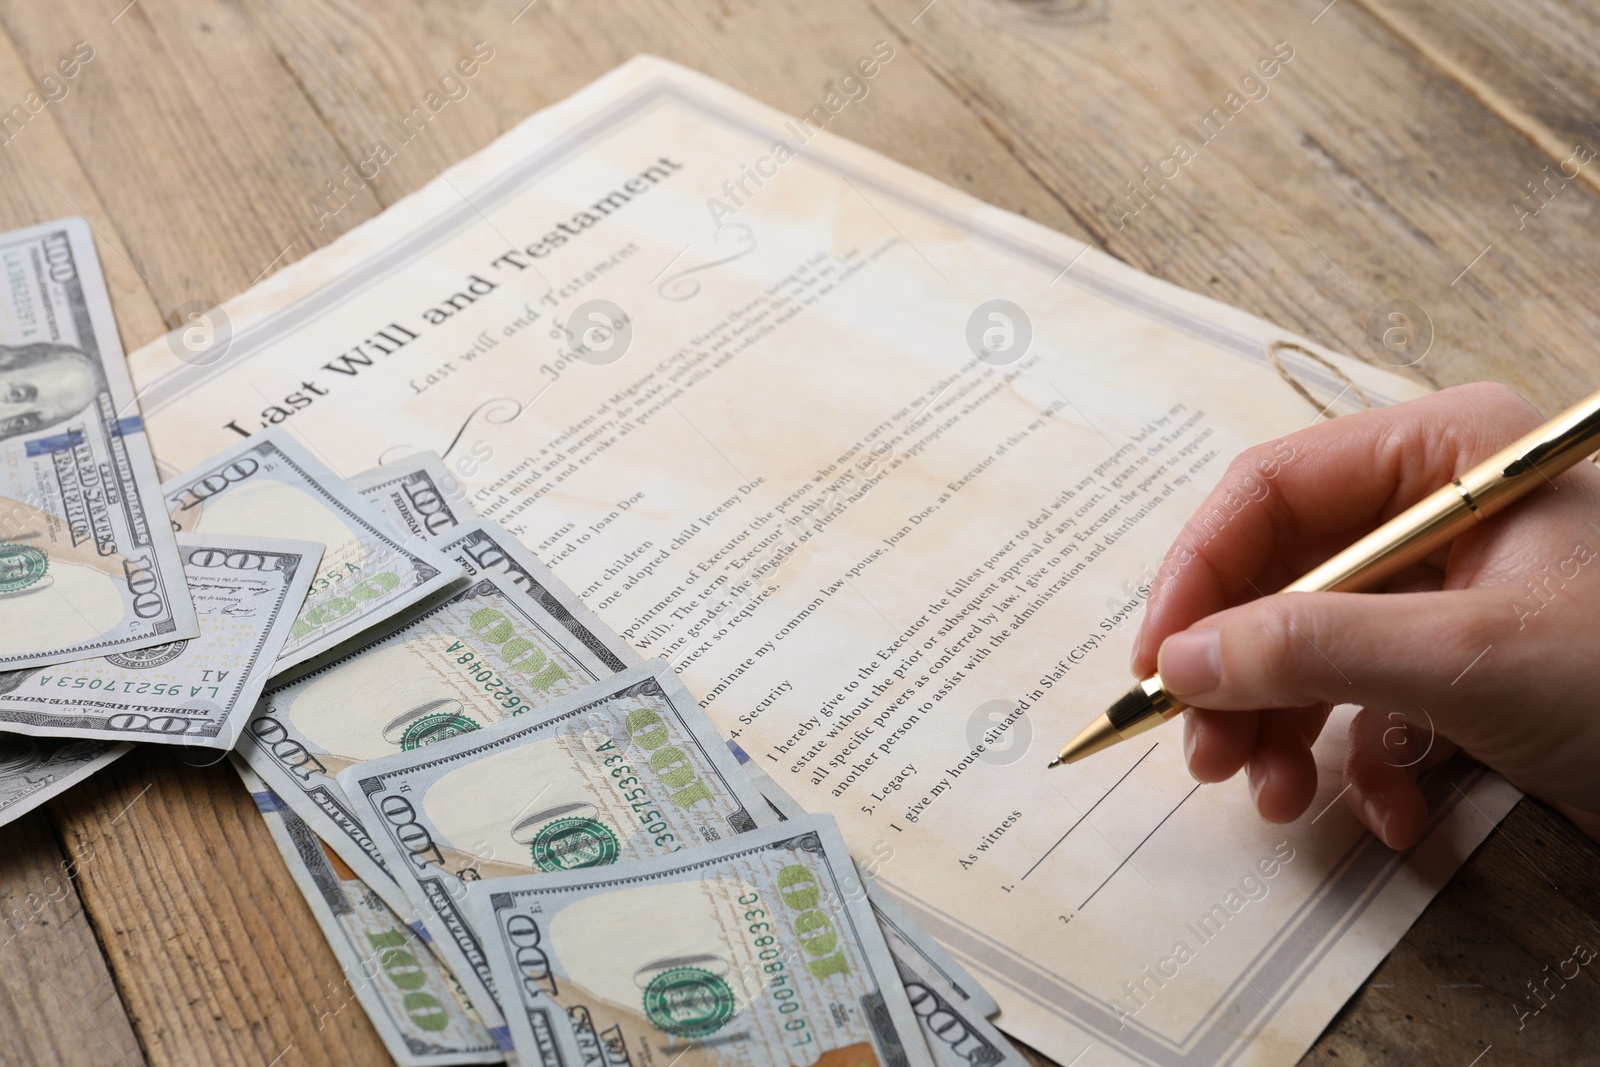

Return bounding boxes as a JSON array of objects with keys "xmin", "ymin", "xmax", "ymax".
[
  {"xmin": 1159, "ymin": 629, "xmax": 1222, "ymax": 695},
  {"xmin": 1363, "ymin": 795, "xmax": 1392, "ymax": 847},
  {"xmin": 1129, "ymin": 627, "xmax": 1145, "ymax": 671},
  {"xmin": 1247, "ymin": 760, "xmax": 1266, "ymax": 807},
  {"xmin": 1182, "ymin": 710, "xmax": 1200, "ymax": 781}
]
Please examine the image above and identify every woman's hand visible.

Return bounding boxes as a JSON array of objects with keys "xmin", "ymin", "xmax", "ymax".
[{"xmin": 1130, "ymin": 382, "xmax": 1600, "ymax": 847}]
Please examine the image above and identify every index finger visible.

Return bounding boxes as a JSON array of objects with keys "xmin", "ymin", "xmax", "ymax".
[{"xmin": 1130, "ymin": 381, "xmax": 1544, "ymax": 675}]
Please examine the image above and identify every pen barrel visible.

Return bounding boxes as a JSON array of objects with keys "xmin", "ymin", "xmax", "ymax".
[
  {"xmin": 1282, "ymin": 482, "xmax": 1477, "ymax": 593},
  {"xmin": 1110, "ymin": 675, "xmax": 1188, "ymax": 736},
  {"xmin": 1285, "ymin": 388, "xmax": 1600, "ymax": 595},
  {"xmin": 1456, "ymin": 389, "xmax": 1600, "ymax": 511},
  {"xmin": 1062, "ymin": 390, "xmax": 1600, "ymax": 766}
]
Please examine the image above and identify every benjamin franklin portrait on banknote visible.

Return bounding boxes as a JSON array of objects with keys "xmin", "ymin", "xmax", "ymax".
[{"xmin": 0, "ymin": 342, "xmax": 106, "ymax": 442}]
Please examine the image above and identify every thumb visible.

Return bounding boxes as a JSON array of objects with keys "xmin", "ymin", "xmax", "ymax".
[{"xmin": 1155, "ymin": 588, "xmax": 1502, "ymax": 714}]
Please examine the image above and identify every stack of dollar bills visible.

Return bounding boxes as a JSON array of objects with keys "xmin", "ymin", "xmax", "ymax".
[{"xmin": 0, "ymin": 219, "xmax": 1022, "ymax": 1066}]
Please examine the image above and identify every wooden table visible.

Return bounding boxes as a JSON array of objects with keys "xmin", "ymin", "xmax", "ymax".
[{"xmin": 1, "ymin": 1, "xmax": 1597, "ymax": 1064}]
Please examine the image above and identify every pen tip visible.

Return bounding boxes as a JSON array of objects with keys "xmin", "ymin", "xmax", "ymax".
[
  {"xmin": 1055, "ymin": 710, "xmax": 1127, "ymax": 765},
  {"xmin": 1046, "ymin": 756, "xmax": 1063, "ymax": 769}
]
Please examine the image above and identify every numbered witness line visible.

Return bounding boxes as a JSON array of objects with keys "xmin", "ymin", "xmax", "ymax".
[
  {"xmin": 1019, "ymin": 742, "xmax": 1158, "ymax": 881},
  {"xmin": 1076, "ymin": 782, "xmax": 1201, "ymax": 911}
]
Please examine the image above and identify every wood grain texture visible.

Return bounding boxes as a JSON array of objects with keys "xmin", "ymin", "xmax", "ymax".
[
  {"xmin": 0, "ymin": 808, "xmax": 145, "ymax": 1067},
  {"xmin": 1357, "ymin": 0, "xmax": 1600, "ymax": 189},
  {"xmin": 869, "ymin": 0, "xmax": 1600, "ymax": 414},
  {"xmin": 0, "ymin": 13, "xmax": 170, "ymax": 1064},
  {"xmin": 0, "ymin": 0, "xmax": 1594, "ymax": 1064},
  {"xmin": 48, "ymin": 746, "xmax": 394, "ymax": 1066},
  {"xmin": 0, "ymin": 0, "xmax": 381, "ymax": 346},
  {"xmin": 135, "ymin": 0, "xmax": 1087, "ymax": 327},
  {"xmin": 0, "ymin": 10, "xmax": 166, "ymax": 363}
]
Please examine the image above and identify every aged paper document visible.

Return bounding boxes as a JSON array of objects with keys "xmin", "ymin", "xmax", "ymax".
[{"xmin": 127, "ymin": 57, "xmax": 1519, "ymax": 1065}]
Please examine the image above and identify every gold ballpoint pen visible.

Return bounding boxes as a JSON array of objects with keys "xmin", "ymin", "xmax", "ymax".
[{"xmin": 1049, "ymin": 387, "xmax": 1600, "ymax": 768}]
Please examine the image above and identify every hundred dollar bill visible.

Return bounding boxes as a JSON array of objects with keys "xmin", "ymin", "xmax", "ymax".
[
  {"xmin": 0, "ymin": 735, "xmax": 129, "ymax": 828},
  {"xmin": 0, "ymin": 217, "xmax": 197, "ymax": 670},
  {"xmin": 234, "ymin": 760, "xmax": 501, "ymax": 1066},
  {"xmin": 870, "ymin": 892, "xmax": 1023, "ymax": 1067},
  {"xmin": 438, "ymin": 519, "xmax": 636, "ymax": 673},
  {"xmin": 339, "ymin": 660, "xmax": 773, "ymax": 1041},
  {"xmin": 237, "ymin": 571, "xmax": 619, "ymax": 923},
  {"xmin": 350, "ymin": 452, "xmax": 466, "ymax": 542},
  {"xmin": 349, "ymin": 457, "xmax": 635, "ymax": 674},
  {"xmin": 163, "ymin": 426, "xmax": 460, "ymax": 672},
  {"xmin": 730, "ymin": 739, "xmax": 996, "ymax": 1010},
  {"xmin": 468, "ymin": 815, "xmax": 932, "ymax": 1067},
  {"xmin": 0, "ymin": 532, "xmax": 321, "ymax": 747},
  {"xmin": 730, "ymin": 743, "xmax": 1021, "ymax": 1065}
]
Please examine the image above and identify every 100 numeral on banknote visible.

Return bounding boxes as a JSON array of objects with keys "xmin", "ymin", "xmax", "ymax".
[
  {"xmin": 0, "ymin": 533, "xmax": 322, "ymax": 746},
  {"xmin": 234, "ymin": 760, "xmax": 499, "ymax": 1067},
  {"xmin": 236, "ymin": 570, "xmax": 619, "ymax": 926},
  {"xmin": 339, "ymin": 660, "xmax": 772, "ymax": 1043},
  {"xmin": 0, "ymin": 218, "xmax": 197, "ymax": 670},
  {"xmin": 472, "ymin": 816, "xmax": 931, "ymax": 1067},
  {"xmin": 164, "ymin": 427, "xmax": 458, "ymax": 671}
]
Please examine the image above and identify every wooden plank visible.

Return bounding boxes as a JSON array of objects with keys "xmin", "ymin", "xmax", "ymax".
[
  {"xmin": 0, "ymin": 12, "xmax": 393, "ymax": 1055},
  {"xmin": 0, "ymin": 0, "xmax": 386, "ymax": 349},
  {"xmin": 1355, "ymin": 0, "xmax": 1600, "ymax": 192},
  {"xmin": 869, "ymin": 0, "xmax": 1600, "ymax": 414},
  {"xmin": 0, "ymin": 0, "xmax": 1591, "ymax": 1064},
  {"xmin": 0, "ymin": 17, "xmax": 168, "ymax": 1067},
  {"xmin": 230, "ymin": 0, "xmax": 511, "ymax": 218},
  {"xmin": 49, "ymin": 746, "xmax": 393, "ymax": 1067},
  {"xmin": 0, "ymin": 10, "xmax": 388, "ymax": 1062},
  {"xmin": 0, "ymin": 808, "xmax": 146, "ymax": 1067},
  {"xmin": 241, "ymin": 0, "xmax": 1088, "ymax": 243},
  {"xmin": 0, "ymin": 9, "xmax": 166, "ymax": 356}
]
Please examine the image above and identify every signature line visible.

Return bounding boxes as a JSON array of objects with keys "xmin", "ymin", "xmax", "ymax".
[
  {"xmin": 1021, "ymin": 743, "xmax": 1158, "ymax": 882},
  {"xmin": 1077, "ymin": 782, "xmax": 1201, "ymax": 909}
]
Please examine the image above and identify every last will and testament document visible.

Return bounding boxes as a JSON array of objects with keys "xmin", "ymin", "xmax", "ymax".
[{"xmin": 125, "ymin": 56, "xmax": 1519, "ymax": 1066}]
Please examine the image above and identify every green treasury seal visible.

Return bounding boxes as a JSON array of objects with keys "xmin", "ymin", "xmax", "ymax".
[
  {"xmin": 642, "ymin": 967, "xmax": 736, "ymax": 1039},
  {"xmin": 529, "ymin": 816, "xmax": 619, "ymax": 871},
  {"xmin": 0, "ymin": 544, "xmax": 47, "ymax": 595},
  {"xmin": 399, "ymin": 711, "xmax": 480, "ymax": 750}
]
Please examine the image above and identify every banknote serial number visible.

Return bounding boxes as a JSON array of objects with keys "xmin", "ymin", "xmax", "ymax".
[
  {"xmin": 310, "ymin": 561, "xmax": 375, "ymax": 593},
  {"xmin": 736, "ymin": 889, "xmax": 814, "ymax": 1040},
  {"xmin": 445, "ymin": 640, "xmax": 531, "ymax": 715},
  {"xmin": 731, "ymin": 868, "xmax": 862, "ymax": 1052},
  {"xmin": 34, "ymin": 675, "xmax": 222, "ymax": 700},
  {"xmin": 596, "ymin": 739, "xmax": 678, "ymax": 849}
]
